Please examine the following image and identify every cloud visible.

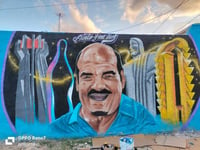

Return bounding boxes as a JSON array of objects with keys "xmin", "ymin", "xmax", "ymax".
[
  {"xmin": 120, "ymin": 0, "xmax": 200, "ymax": 24},
  {"xmin": 68, "ymin": 1, "xmax": 101, "ymax": 32},
  {"xmin": 157, "ymin": 0, "xmax": 200, "ymax": 17},
  {"xmin": 120, "ymin": 0, "xmax": 151, "ymax": 23},
  {"xmin": 79, "ymin": 2, "xmax": 88, "ymax": 14},
  {"xmin": 52, "ymin": 0, "xmax": 101, "ymax": 33}
]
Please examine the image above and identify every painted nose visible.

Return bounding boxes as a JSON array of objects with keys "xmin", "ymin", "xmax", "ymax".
[{"xmin": 91, "ymin": 76, "xmax": 105, "ymax": 90}]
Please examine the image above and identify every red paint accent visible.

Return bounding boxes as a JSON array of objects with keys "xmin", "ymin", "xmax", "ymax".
[
  {"xmin": 34, "ymin": 39, "xmax": 44, "ymax": 49},
  {"xmin": 41, "ymin": 40, "xmax": 44, "ymax": 49},
  {"xmin": 27, "ymin": 39, "xmax": 32, "ymax": 49},
  {"xmin": 19, "ymin": 38, "xmax": 44, "ymax": 49},
  {"xmin": 35, "ymin": 39, "xmax": 38, "ymax": 48},
  {"xmin": 20, "ymin": 40, "xmax": 22, "ymax": 49}
]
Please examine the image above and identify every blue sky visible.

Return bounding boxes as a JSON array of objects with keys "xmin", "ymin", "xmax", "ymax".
[{"xmin": 0, "ymin": 0, "xmax": 200, "ymax": 34}]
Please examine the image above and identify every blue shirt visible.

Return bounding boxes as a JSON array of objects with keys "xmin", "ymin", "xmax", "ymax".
[{"xmin": 50, "ymin": 94, "xmax": 158, "ymax": 138}]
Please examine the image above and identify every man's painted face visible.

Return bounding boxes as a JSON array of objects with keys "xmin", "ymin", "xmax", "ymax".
[{"xmin": 76, "ymin": 43, "xmax": 125, "ymax": 116}]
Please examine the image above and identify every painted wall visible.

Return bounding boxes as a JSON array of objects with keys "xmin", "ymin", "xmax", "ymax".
[{"xmin": 0, "ymin": 24, "xmax": 199, "ymax": 139}]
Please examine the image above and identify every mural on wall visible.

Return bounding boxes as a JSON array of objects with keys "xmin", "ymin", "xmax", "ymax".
[{"xmin": 0, "ymin": 24, "xmax": 199, "ymax": 139}]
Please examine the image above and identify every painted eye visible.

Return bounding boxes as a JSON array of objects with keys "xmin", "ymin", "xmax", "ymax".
[
  {"xmin": 82, "ymin": 75, "xmax": 92, "ymax": 81},
  {"xmin": 103, "ymin": 74, "xmax": 115, "ymax": 79}
]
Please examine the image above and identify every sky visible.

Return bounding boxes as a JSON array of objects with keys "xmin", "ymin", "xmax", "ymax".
[{"xmin": 0, "ymin": 0, "xmax": 200, "ymax": 34}]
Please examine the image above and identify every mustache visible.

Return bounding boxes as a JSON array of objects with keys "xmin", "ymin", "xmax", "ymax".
[{"xmin": 88, "ymin": 89, "xmax": 112, "ymax": 96}]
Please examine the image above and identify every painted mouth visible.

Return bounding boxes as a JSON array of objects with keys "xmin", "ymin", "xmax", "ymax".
[{"xmin": 89, "ymin": 93, "xmax": 109, "ymax": 101}]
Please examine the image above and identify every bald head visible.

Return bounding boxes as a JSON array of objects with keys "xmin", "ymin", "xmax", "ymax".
[
  {"xmin": 75, "ymin": 43, "xmax": 124, "ymax": 79},
  {"xmin": 78, "ymin": 43, "xmax": 117, "ymax": 68}
]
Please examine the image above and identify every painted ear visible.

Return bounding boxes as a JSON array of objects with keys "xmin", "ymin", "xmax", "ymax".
[{"xmin": 120, "ymin": 70, "xmax": 126, "ymax": 89}]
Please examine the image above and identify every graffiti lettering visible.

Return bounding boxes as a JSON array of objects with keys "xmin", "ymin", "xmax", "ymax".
[{"xmin": 73, "ymin": 33, "xmax": 118, "ymax": 43}]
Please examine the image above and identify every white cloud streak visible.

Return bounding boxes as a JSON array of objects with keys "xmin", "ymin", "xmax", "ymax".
[
  {"xmin": 120, "ymin": 0, "xmax": 150, "ymax": 23},
  {"xmin": 120, "ymin": 0, "xmax": 200, "ymax": 24},
  {"xmin": 52, "ymin": 0, "xmax": 101, "ymax": 33},
  {"xmin": 157, "ymin": 0, "xmax": 200, "ymax": 17}
]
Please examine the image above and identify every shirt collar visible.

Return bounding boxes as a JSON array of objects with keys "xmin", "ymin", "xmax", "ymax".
[
  {"xmin": 118, "ymin": 94, "xmax": 135, "ymax": 118},
  {"xmin": 69, "ymin": 103, "xmax": 81, "ymax": 124}
]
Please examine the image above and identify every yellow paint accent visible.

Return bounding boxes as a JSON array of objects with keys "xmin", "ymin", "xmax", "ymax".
[
  {"xmin": 8, "ymin": 53, "xmax": 19, "ymax": 71},
  {"xmin": 183, "ymin": 52, "xmax": 191, "ymax": 58},
  {"xmin": 186, "ymin": 91, "xmax": 195, "ymax": 99},
  {"xmin": 118, "ymin": 48, "xmax": 131, "ymax": 64},
  {"xmin": 155, "ymin": 37, "xmax": 195, "ymax": 124},
  {"xmin": 183, "ymin": 59, "xmax": 192, "ymax": 66},
  {"xmin": 186, "ymin": 83, "xmax": 194, "ymax": 91},
  {"xmin": 184, "ymin": 67, "xmax": 194, "ymax": 75},
  {"xmin": 187, "ymin": 99, "xmax": 195, "ymax": 108},
  {"xmin": 177, "ymin": 51, "xmax": 194, "ymax": 123},
  {"xmin": 34, "ymin": 74, "xmax": 72, "ymax": 85},
  {"xmin": 164, "ymin": 53, "xmax": 179, "ymax": 124}
]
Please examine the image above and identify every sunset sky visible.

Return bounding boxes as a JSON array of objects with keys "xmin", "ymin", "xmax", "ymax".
[{"xmin": 0, "ymin": 0, "xmax": 200, "ymax": 34}]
